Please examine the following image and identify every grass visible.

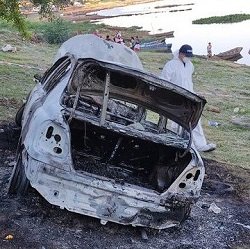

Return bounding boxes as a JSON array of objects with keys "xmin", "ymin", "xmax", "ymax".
[
  {"xmin": 193, "ymin": 14, "xmax": 250, "ymax": 24},
  {"xmin": 0, "ymin": 24, "xmax": 249, "ymax": 169},
  {"xmin": 192, "ymin": 60, "xmax": 250, "ymax": 168}
]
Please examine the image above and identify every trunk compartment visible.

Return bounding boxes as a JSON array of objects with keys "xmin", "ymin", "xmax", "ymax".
[{"xmin": 69, "ymin": 119, "xmax": 192, "ymax": 192}]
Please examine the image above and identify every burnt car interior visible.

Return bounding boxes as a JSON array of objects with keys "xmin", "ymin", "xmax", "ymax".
[{"xmin": 61, "ymin": 60, "xmax": 195, "ymax": 193}]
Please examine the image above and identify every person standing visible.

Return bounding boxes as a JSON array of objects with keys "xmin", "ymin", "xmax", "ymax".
[
  {"xmin": 129, "ymin": 37, "xmax": 135, "ymax": 50},
  {"xmin": 161, "ymin": 44, "xmax": 216, "ymax": 152},
  {"xmin": 114, "ymin": 31, "xmax": 124, "ymax": 44},
  {"xmin": 207, "ymin": 42, "xmax": 212, "ymax": 58},
  {"xmin": 133, "ymin": 36, "xmax": 141, "ymax": 51}
]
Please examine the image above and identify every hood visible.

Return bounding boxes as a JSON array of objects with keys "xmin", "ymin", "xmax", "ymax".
[
  {"xmin": 173, "ymin": 50, "xmax": 179, "ymax": 59},
  {"xmin": 68, "ymin": 58, "xmax": 206, "ymax": 130}
]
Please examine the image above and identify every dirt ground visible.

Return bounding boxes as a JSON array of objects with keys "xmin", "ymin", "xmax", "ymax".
[{"xmin": 0, "ymin": 122, "xmax": 249, "ymax": 249}]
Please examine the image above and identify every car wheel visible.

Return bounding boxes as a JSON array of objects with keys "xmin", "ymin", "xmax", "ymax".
[
  {"xmin": 8, "ymin": 151, "xmax": 30, "ymax": 195},
  {"xmin": 15, "ymin": 103, "xmax": 25, "ymax": 127}
]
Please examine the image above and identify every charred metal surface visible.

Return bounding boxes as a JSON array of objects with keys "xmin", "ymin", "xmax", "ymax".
[
  {"xmin": 73, "ymin": 152, "xmax": 155, "ymax": 190},
  {"xmin": 0, "ymin": 123, "xmax": 20, "ymax": 150},
  {"xmin": 70, "ymin": 119, "xmax": 191, "ymax": 193},
  {"xmin": 68, "ymin": 59, "xmax": 206, "ymax": 130},
  {"xmin": 100, "ymin": 71, "xmax": 110, "ymax": 125}
]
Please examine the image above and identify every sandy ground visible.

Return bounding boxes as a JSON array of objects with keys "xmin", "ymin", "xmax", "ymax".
[{"xmin": 0, "ymin": 122, "xmax": 249, "ymax": 249}]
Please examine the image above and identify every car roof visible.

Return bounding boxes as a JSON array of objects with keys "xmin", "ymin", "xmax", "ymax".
[{"xmin": 54, "ymin": 34, "xmax": 143, "ymax": 70}]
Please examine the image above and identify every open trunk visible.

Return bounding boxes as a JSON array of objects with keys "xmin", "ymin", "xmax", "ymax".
[
  {"xmin": 59, "ymin": 58, "xmax": 206, "ymax": 193},
  {"xmin": 69, "ymin": 118, "xmax": 192, "ymax": 193}
]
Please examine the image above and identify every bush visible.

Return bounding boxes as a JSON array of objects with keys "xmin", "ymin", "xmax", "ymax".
[{"xmin": 43, "ymin": 18, "xmax": 70, "ymax": 44}]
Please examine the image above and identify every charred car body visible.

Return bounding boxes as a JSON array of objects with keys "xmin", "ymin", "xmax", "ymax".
[{"xmin": 9, "ymin": 34, "xmax": 206, "ymax": 229}]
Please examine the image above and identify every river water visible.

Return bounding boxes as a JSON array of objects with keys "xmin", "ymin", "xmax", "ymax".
[{"xmin": 90, "ymin": 0, "xmax": 250, "ymax": 65}]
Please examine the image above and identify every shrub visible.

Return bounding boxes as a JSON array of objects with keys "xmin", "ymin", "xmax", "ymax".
[{"xmin": 43, "ymin": 18, "xmax": 70, "ymax": 44}]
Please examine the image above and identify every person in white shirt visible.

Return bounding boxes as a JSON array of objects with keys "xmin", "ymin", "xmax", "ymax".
[{"xmin": 161, "ymin": 44, "xmax": 216, "ymax": 152}]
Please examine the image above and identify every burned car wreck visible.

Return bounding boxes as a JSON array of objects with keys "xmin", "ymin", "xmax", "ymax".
[{"xmin": 9, "ymin": 34, "xmax": 206, "ymax": 230}]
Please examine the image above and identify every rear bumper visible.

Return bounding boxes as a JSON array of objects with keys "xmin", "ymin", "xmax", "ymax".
[{"xmin": 25, "ymin": 155, "xmax": 195, "ymax": 229}]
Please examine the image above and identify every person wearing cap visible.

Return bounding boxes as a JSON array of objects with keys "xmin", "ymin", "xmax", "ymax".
[{"xmin": 160, "ymin": 44, "xmax": 216, "ymax": 152}]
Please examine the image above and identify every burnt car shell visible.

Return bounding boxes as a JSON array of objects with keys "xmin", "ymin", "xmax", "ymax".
[{"xmin": 9, "ymin": 34, "xmax": 206, "ymax": 230}]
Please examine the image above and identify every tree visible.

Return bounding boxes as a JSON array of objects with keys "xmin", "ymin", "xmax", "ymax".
[
  {"xmin": 0, "ymin": 1, "xmax": 26, "ymax": 35},
  {"xmin": 0, "ymin": 0, "xmax": 71, "ymax": 37}
]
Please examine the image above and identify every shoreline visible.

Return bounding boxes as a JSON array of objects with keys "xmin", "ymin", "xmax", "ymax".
[
  {"xmin": 62, "ymin": 0, "xmax": 156, "ymax": 22},
  {"xmin": 61, "ymin": 0, "xmax": 175, "ymax": 41}
]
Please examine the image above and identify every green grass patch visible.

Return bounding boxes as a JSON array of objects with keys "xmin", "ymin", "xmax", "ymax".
[
  {"xmin": 0, "ymin": 65, "xmax": 36, "ymax": 100},
  {"xmin": 193, "ymin": 14, "xmax": 250, "ymax": 24},
  {"xmin": 26, "ymin": 19, "xmax": 106, "ymax": 42}
]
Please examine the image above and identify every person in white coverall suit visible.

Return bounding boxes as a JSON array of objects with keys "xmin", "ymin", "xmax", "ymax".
[{"xmin": 161, "ymin": 44, "xmax": 216, "ymax": 152}]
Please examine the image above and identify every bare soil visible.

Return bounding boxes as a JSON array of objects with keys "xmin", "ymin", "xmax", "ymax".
[{"xmin": 0, "ymin": 122, "xmax": 249, "ymax": 249}]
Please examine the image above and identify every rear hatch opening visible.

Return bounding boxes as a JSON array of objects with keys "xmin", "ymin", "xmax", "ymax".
[
  {"xmin": 60, "ymin": 59, "xmax": 205, "ymax": 193},
  {"xmin": 68, "ymin": 118, "xmax": 192, "ymax": 193}
]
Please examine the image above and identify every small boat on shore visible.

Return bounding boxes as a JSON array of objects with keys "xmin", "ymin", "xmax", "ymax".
[
  {"xmin": 149, "ymin": 31, "xmax": 174, "ymax": 39},
  {"xmin": 140, "ymin": 40, "xmax": 172, "ymax": 53},
  {"xmin": 216, "ymin": 47, "xmax": 243, "ymax": 61}
]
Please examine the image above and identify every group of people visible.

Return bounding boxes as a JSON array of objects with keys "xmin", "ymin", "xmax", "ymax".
[
  {"xmin": 161, "ymin": 44, "xmax": 216, "ymax": 152},
  {"xmin": 110, "ymin": 32, "xmax": 141, "ymax": 51},
  {"xmin": 94, "ymin": 30, "xmax": 141, "ymax": 51}
]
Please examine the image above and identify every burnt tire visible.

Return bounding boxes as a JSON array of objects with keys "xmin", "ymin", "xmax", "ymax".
[
  {"xmin": 180, "ymin": 203, "xmax": 191, "ymax": 224},
  {"xmin": 15, "ymin": 103, "xmax": 25, "ymax": 127},
  {"xmin": 8, "ymin": 152, "xmax": 30, "ymax": 195}
]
